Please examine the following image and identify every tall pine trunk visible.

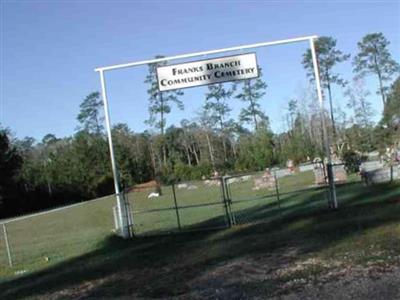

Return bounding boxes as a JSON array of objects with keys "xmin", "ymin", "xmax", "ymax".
[
  {"xmin": 377, "ymin": 70, "xmax": 386, "ymax": 106},
  {"xmin": 185, "ymin": 147, "xmax": 192, "ymax": 166},
  {"xmin": 191, "ymin": 144, "xmax": 200, "ymax": 165},
  {"xmin": 373, "ymin": 50, "xmax": 386, "ymax": 107},
  {"xmin": 149, "ymin": 141, "xmax": 157, "ymax": 177},
  {"xmin": 326, "ymin": 79, "xmax": 337, "ymax": 141},
  {"xmin": 247, "ymin": 80, "xmax": 258, "ymax": 131},
  {"xmin": 205, "ymin": 131, "xmax": 215, "ymax": 169}
]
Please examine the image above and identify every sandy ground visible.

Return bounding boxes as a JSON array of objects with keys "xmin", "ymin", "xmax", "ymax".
[{"xmin": 9, "ymin": 247, "xmax": 400, "ymax": 300}]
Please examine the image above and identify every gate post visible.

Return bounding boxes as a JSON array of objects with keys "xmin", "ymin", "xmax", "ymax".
[
  {"xmin": 99, "ymin": 70, "xmax": 130, "ymax": 238},
  {"xmin": 220, "ymin": 176, "xmax": 234, "ymax": 226},
  {"xmin": 273, "ymin": 171, "xmax": 282, "ymax": 216},
  {"xmin": 326, "ymin": 163, "xmax": 337, "ymax": 209},
  {"xmin": 3, "ymin": 223, "xmax": 13, "ymax": 268},
  {"xmin": 122, "ymin": 190, "xmax": 134, "ymax": 238},
  {"xmin": 309, "ymin": 38, "xmax": 338, "ymax": 209},
  {"xmin": 171, "ymin": 184, "xmax": 182, "ymax": 231},
  {"xmin": 390, "ymin": 165, "xmax": 394, "ymax": 183}
]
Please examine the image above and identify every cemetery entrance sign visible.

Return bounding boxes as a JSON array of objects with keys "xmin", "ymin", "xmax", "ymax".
[
  {"xmin": 156, "ymin": 53, "xmax": 259, "ymax": 91},
  {"xmin": 95, "ymin": 35, "xmax": 338, "ymax": 239}
]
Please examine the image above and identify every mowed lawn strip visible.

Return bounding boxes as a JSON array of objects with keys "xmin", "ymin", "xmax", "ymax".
[
  {"xmin": 0, "ymin": 171, "xmax": 390, "ymax": 273},
  {"xmin": 0, "ymin": 181, "xmax": 398, "ymax": 299}
]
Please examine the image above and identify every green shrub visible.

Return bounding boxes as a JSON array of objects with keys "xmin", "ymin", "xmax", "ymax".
[
  {"xmin": 342, "ymin": 151, "xmax": 366, "ymax": 173},
  {"xmin": 172, "ymin": 162, "xmax": 213, "ymax": 181}
]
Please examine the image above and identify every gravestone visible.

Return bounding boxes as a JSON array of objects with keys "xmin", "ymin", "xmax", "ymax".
[
  {"xmin": 274, "ymin": 168, "xmax": 292, "ymax": 178},
  {"xmin": 362, "ymin": 164, "xmax": 399, "ymax": 184},
  {"xmin": 299, "ymin": 163, "xmax": 314, "ymax": 172},
  {"xmin": 312, "ymin": 158, "xmax": 325, "ymax": 185},
  {"xmin": 332, "ymin": 164, "xmax": 347, "ymax": 183},
  {"xmin": 253, "ymin": 168, "xmax": 276, "ymax": 190},
  {"xmin": 360, "ymin": 161, "xmax": 384, "ymax": 173},
  {"xmin": 313, "ymin": 163, "xmax": 326, "ymax": 185},
  {"xmin": 286, "ymin": 159, "xmax": 295, "ymax": 173}
]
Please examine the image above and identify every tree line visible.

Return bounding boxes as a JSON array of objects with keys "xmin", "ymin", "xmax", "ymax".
[{"xmin": 1, "ymin": 33, "xmax": 399, "ymax": 218}]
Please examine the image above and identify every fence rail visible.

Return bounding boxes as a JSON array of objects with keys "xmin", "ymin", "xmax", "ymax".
[
  {"xmin": 0, "ymin": 194, "xmax": 115, "ymax": 272},
  {"xmin": 1, "ymin": 161, "xmax": 399, "ymax": 270},
  {"xmin": 126, "ymin": 177, "xmax": 230, "ymax": 236},
  {"xmin": 127, "ymin": 166, "xmax": 336, "ymax": 235}
]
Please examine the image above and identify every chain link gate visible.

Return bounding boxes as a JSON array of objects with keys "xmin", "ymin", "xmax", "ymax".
[
  {"xmin": 126, "ymin": 165, "xmax": 338, "ymax": 236},
  {"xmin": 126, "ymin": 178, "xmax": 231, "ymax": 236},
  {"xmin": 222, "ymin": 173, "xmax": 281, "ymax": 226},
  {"xmin": 122, "ymin": 160, "xmax": 378, "ymax": 237},
  {"xmin": 221, "ymin": 165, "xmax": 338, "ymax": 226}
]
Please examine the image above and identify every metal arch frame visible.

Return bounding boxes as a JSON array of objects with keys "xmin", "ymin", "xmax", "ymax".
[{"xmin": 95, "ymin": 35, "xmax": 337, "ymax": 239}]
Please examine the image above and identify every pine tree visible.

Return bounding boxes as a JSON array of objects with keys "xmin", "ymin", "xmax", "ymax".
[
  {"xmin": 203, "ymin": 83, "xmax": 235, "ymax": 162},
  {"xmin": 353, "ymin": 33, "xmax": 400, "ymax": 106},
  {"xmin": 77, "ymin": 92, "xmax": 104, "ymax": 135},
  {"xmin": 345, "ymin": 79, "xmax": 375, "ymax": 152},
  {"xmin": 235, "ymin": 69, "xmax": 268, "ymax": 131},
  {"xmin": 303, "ymin": 36, "xmax": 350, "ymax": 138},
  {"xmin": 145, "ymin": 56, "xmax": 184, "ymax": 165}
]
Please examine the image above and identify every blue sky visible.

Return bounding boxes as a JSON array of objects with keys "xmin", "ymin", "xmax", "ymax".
[{"xmin": 1, "ymin": 1, "xmax": 399, "ymax": 140}]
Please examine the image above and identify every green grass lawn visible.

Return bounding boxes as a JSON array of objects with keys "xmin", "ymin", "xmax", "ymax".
[
  {"xmin": 0, "ymin": 180, "xmax": 398, "ymax": 299},
  {"xmin": 0, "ymin": 195, "xmax": 116, "ymax": 274},
  {"xmin": 0, "ymin": 171, "xmax": 399, "ymax": 299},
  {"xmin": 0, "ymin": 170, "xmax": 363, "ymax": 273},
  {"xmin": 128, "ymin": 171, "xmax": 319, "ymax": 235}
]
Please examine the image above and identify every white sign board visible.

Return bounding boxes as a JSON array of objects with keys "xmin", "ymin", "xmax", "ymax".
[{"xmin": 156, "ymin": 53, "xmax": 259, "ymax": 92}]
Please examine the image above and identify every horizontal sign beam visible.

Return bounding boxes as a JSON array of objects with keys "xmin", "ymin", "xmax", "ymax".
[
  {"xmin": 157, "ymin": 53, "xmax": 258, "ymax": 91},
  {"xmin": 94, "ymin": 35, "xmax": 318, "ymax": 72}
]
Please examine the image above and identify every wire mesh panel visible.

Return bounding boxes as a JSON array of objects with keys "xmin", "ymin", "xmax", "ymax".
[
  {"xmin": 230, "ymin": 195, "xmax": 280, "ymax": 225},
  {"xmin": 128, "ymin": 179, "xmax": 229, "ymax": 236},
  {"xmin": 0, "ymin": 225, "xmax": 9, "ymax": 268},
  {"xmin": 0, "ymin": 195, "xmax": 115, "ymax": 269},
  {"xmin": 178, "ymin": 204, "xmax": 228, "ymax": 230},
  {"xmin": 127, "ymin": 185, "xmax": 176, "ymax": 212},
  {"xmin": 130, "ymin": 209, "xmax": 181, "ymax": 236},
  {"xmin": 226, "ymin": 173, "xmax": 276, "ymax": 201},
  {"xmin": 276, "ymin": 169, "xmax": 318, "ymax": 194},
  {"xmin": 174, "ymin": 179, "xmax": 229, "ymax": 231},
  {"xmin": 125, "ymin": 165, "xmax": 365, "ymax": 235},
  {"xmin": 173, "ymin": 180, "xmax": 221, "ymax": 206},
  {"xmin": 223, "ymin": 168, "xmax": 333, "ymax": 225},
  {"xmin": 224, "ymin": 173, "xmax": 279, "ymax": 225},
  {"xmin": 277, "ymin": 187, "xmax": 326, "ymax": 219},
  {"xmin": 127, "ymin": 185, "xmax": 179, "ymax": 236}
]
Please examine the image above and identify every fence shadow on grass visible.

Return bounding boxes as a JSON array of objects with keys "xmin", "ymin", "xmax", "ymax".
[{"xmin": 0, "ymin": 182, "xmax": 399, "ymax": 299}]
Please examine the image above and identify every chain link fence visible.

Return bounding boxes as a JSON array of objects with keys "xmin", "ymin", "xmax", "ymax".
[
  {"xmin": 0, "ymin": 225, "xmax": 11, "ymax": 268},
  {"xmin": 127, "ymin": 161, "xmax": 394, "ymax": 232},
  {"xmin": 0, "ymin": 195, "xmax": 115, "ymax": 271},
  {"xmin": 126, "ymin": 178, "xmax": 229, "ymax": 236},
  {"xmin": 1, "ymin": 161, "xmax": 398, "ymax": 270},
  {"xmin": 223, "ymin": 166, "xmax": 324, "ymax": 225},
  {"xmin": 125, "ymin": 163, "xmax": 353, "ymax": 234}
]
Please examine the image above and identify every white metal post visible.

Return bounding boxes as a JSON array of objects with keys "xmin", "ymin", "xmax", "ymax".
[
  {"xmin": 112, "ymin": 206, "xmax": 119, "ymax": 231},
  {"xmin": 309, "ymin": 38, "xmax": 337, "ymax": 209},
  {"xmin": 3, "ymin": 223, "xmax": 13, "ymax": 267},
  {"xmin": 99, "ymin": 70, "xmax": 130, "ymax": 238}
]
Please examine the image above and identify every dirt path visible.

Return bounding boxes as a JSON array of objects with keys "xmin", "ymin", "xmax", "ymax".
[
  {"xmin": 6, "ymin": 253, "xmax": 400, "ymax": 300},
  {"xmin": 185, "ymin": 253, "xmax": 400, "ymax": 300},
  {"xmin": 275, "ymin": 267, "xmax": 400, "ymax": 300}
]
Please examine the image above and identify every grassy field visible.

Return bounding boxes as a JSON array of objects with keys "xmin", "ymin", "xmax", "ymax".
[
  {"xmin": 0, "ymin": 170, "xmax": 399, "ymax": 299},
  {"xmin": 0, "ymin": 180, "xmax": 398, "ymax": 299},
  {"xmin": 129, "ymin": 170, "xmax": 361, "ymax": 235},
  {"xmin": 0, "ymin": 170, "xmax": 362, "ymax": 273},
  {"xmin": 0, "ymin": 196, "xmax": 116, "ymax": 272}
]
